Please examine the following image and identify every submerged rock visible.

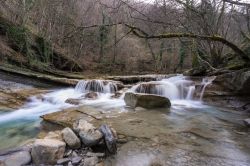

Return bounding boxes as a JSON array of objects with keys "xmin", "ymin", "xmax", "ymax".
[
  {"xmin": 62, "ymin": 127, "xmax": 81, "ymax": 149},
  {"xmin": 31, "ymin": 139, "xmax": 66, "ymax": 165},
  {"xmin": 124, "ymin": 92, "xmax": 171, "ymax": 109},
  {"xmin": 0, "ymin": 151, "xmax": 31, "ymax": 166},
  {"xmin": 73, "ymin": 119, "xmax": 103, "ymax": 146},
  {"xmin": 65, "ymin": 98, "xmax": 82, "ymax": 105},
  {"xmin": 85, "ymin": 92, "xmax": 98, "ymax": 99}
]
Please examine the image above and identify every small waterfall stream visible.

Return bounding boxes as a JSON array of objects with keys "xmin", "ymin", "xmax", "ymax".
[
  {"xmin": 75, "ymin": 80, "xmax": 118, "ymax": 93},
  {"xmin": 0, "ymin": 75, "xmax": 215, "ymax": 149},
  {"xmin": 132, "ymin": 75, "xmax": 199, "ymax": 100},
  {"xmin": 199, "ymin": 76, "xmax": 216, "ymax": 100}
]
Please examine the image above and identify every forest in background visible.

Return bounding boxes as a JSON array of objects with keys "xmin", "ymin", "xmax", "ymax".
[{"xmin": 0, "ymin": 0, "xmax": 249, "ymax": 75}]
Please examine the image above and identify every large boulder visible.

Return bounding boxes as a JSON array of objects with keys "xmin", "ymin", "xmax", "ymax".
[
  {"xmin": 73, "ymin": 119, "xmax": 103, "ymax": 146},
  {"xmin": 0, "ymin": 151, "xmax": 31, "ymax": 166},
  {"xmin": 31, "ymin": 139, "xmax": 66, "ymax": 165},
  {"xmin": 124, "ymin": 92, "xmax": 171, "ymax": 109},
  {"xmin": 62, "ymin": 127, "xmax": 81, "ymax": 149},
  {"xmin": 213, "ymin": 69, "xmax": 250, "ymax": 94}
]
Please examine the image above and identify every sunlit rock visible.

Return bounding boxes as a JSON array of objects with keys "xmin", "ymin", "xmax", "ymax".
[
  {"xmin": 31, "ymin": 139, "xmax": 66, "ymax": 165},
  {"xmin": 62, "ymin": 127, "xmax": 81, "ymax": 149},
  {"xmin": 73, "ymin": 119, "xmax": 103, "ymax": 146}
]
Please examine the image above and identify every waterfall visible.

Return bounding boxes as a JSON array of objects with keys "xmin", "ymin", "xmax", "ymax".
[
  {"xmin": 75, "ymin": 80, "xmax": 117, "ymax": 93},
  {"xmin": 132, "ymin": 75, "xmax": 195, "ymax": 100},
  {"xmin": 186, "ymin": 86, "xmax": 195, "ymax": 100},
  {"xmin": 131, "ymin": 75, "xmax": 215, "ymax": 101},
  {"xmin": 199, "ymin": 76, "xmax": 216, "ymax": 100}
]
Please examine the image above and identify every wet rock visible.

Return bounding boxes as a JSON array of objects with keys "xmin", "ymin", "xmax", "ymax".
[
  {"xmin": 62, "ymin": 127, "xmax": 81, "ymax": 149},
  {"xmin": 243, "ymin": 118, "xmax": 250, "ymax": 127},
  {"xmin": 135, "ymin": 83, "xmax": 160, "ymax": 94},
  {"xmin": 73, "ymin": 119, "xmax": 103, "ymax": 146},
  {"xmin": 31, "ymin": 139, "xmax": 66, "ymax": 165},
  {"xmin": 83, "ymin": 156, "xmax": 99, "ymax": 166},
  {"xmin": 111, "ymin": 92, "xmax": 122, "ymax": 98},
  {"xmin": 0, "ymin": 151, "xmax": 31, "ymax": 166},
  {"xmin": 124, "ymin": 92, "xmax": 171, "ymax": 109},
  {"xmin": 99, "ymin": 124, "xmax": 117, "ymax": 154},
  {"xmin": 85, "ymin": 92, "xmax": 98, "ymax": 99},
  {"xmin": 71, "ymin": 156, "xmax": 82, "ymax": 165},
  {"xmin": 57, "ymin": 158, "xmax": 71, "ymax": 165},
  {"xmin": 65, "ymin": 98, "xmax": 82, "ymax": 105}
]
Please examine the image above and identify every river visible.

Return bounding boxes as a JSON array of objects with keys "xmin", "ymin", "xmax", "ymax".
[{"xmin": 0, "ymin": 73, "xmax": 249, "ymax": 165}]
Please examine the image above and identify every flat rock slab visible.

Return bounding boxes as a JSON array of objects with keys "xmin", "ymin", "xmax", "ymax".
[
  {"xmin": 41, "ymin": 108, "xmax": 94, "ymax": 128},
  {"xmin": 75, "ymin": 106, "xmax": 104, "ymax": 120}
]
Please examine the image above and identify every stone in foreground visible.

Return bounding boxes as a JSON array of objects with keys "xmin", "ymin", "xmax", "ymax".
[
  {"xmin": 0, "ymin": 151, "xmax": 31, "ymax": 166},
  {"xmin": 62, "ymin": 127, "xmax": 81, "ymax": 149},
  {"xmin": 73, "ymin": 119, "xmax": 103, "ymax": 146},
  {"xmin": 31, "ymin": 139, "xmax": 66, "ymax": 165},
  {"xmin": 124, "ymin": 92, "xmax": 171, "ymax": 109}
]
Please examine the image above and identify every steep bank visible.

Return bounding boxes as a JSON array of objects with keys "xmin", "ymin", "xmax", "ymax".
[{"xmin": 0, "ymin": 16, "xmax": 83, "ymax": 74}]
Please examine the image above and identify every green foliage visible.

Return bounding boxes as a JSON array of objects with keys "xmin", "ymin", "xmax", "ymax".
[
  {"xmin": 36, "ymin": 37, "xmax": 53, "ymax": 64},
  {"xmin": 6, "ymin": 24, "xmax": 37, "ymax": 65},
  {"xmin": 6, "ymin": 25, "xmax": 28, "ymax": 50}
]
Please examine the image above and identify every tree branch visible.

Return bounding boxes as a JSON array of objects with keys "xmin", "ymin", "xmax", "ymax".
[
  {"xmin": 223, "ymin": 0, "xmax": 250, "ymax": 7},
  {"xmin": 124, "ymin": 24, "xmax": 250, "ymax": 61}
]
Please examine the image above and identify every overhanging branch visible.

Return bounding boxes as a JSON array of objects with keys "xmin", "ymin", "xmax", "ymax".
[{"xmin": 125, "ymin": 24, "xmax": 250, "ymax": 61}]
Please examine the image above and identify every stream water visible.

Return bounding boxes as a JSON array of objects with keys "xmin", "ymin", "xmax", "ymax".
[{"xmin": 0, "ymin": 74, "xmax": 249, "ymax": 165}]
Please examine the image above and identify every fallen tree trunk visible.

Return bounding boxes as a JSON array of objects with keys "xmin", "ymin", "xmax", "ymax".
[{"xmin": 0, "ymin": 65, "xmax": 80, "ymax": 86}]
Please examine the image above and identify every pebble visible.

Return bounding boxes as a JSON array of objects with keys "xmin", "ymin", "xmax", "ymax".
[
  {"xmin": 57, "ymin": 158, "xmax": 71, "ymax": 165},
  {"xmin": 71, "ymin": 156, "xmax": 82, "ymax": 165}
]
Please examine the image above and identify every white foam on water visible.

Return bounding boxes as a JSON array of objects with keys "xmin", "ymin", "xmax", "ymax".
[{"xmin": 0, "ymin": 75, "xmax": 215, "ymax": 124}]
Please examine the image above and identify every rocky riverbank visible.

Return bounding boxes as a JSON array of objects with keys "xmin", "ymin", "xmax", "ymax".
[
  {"xmin": 0, "ymin": 119, "xmax": 117, "ymax": 166},
  {"xmin": 0, "ymin": 69, "xmax": 250, "ymax": 166}
]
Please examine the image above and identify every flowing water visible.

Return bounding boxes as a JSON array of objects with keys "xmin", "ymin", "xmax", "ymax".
[{"xmin": 0, "ymin": 74, "xmax": 249, "ymax": 165}]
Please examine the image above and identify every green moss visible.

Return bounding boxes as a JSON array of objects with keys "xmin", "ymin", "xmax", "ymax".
[
  {"xmin": 225, "ymin": 60, "xmax": 246, "ymax": 70},
  {"xmin": 6, "ymin": 25, "xmax": 28, "ymax": 50},
  {"xmin": 36, "ymin": 37, "xmax": 53, "ymax": 64}
]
